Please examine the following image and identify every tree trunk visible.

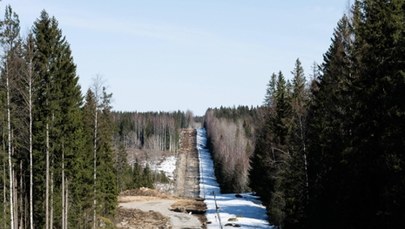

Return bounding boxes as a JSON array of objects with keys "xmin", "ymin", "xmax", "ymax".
[
  {"xmin": 65, "ymin": 180, "xmax": 69, "ymax": 229},
  {"xmin": 62, "ymin": 146, "xmax": 65, "ymax": 229},
  {"xmin": 50, "ymin": 163, "xmax": 54, "ymax": 229},
  {"xmin": 45, "ymin": 123, "xmax": 49, "ymax": 229},
  {"xmin": 6, "ymin": 65, "xmax": 15, "ymax": 229},
  {"xmin": 93, "ymin": 107, "xmax": 98, "ymax": 229},
  {"xmin": 28, "ymin": 56, "xmax": 34, "ymax": 229},
  {"xmin": 19, "ymin": 161, "xmax": 24, "ymax": 229},
  {"xmin": 12, "ymin": 163, "xmax": 18, "ymax": 229},
  {"xmin": 3, "ymin": 159, "xmax": 6, "ymax": 229},
  {"xmin": 299, "ymin": 116, "xmax": 309, "ymax": 199}
]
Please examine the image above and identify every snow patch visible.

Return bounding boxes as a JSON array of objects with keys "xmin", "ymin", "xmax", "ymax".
[{"xmin": 149, "ymin": 155, "xmax": 177, "ymax": 180}]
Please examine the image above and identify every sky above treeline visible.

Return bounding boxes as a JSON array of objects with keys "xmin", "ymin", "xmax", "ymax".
[{"xmin": 3, "ymin": 0, "xmax": 349, "ymax": 116}]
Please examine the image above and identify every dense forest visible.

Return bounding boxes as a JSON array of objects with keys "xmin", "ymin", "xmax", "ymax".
[
  {"xmin": 248, "ymin": 1, "xmax": 405, "ymax": 229},
  {"xmin": 204, "ymin": 106, "xmax": 262, "ymax": 193},
  {"xmin": 0, "ymin": 6, "xmax": 118, "ymax": 229},
  {"xmin": 0, "ymin": 0, "xmax": 404, "ymax": 229},
  {"xmin": 112, "ymin": 111, "xmax": 193, "ymax": 153},
  {"xmin": 111, "ymin": 111, "xmax": 194, "ymax": 192}
]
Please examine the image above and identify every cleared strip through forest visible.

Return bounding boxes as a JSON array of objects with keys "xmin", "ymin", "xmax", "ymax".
[{"xmin": 174, "ymin": 128, "xmax": 200, "ymax": 198}]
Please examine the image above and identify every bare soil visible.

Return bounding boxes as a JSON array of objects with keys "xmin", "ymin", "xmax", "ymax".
[
  {"xmin": 174, "ymin": 128, "xmax": 199, "ymax": 198},
  {"xmin": 116, "ymin": 188, "xmax": 206, "ymax": 229}
]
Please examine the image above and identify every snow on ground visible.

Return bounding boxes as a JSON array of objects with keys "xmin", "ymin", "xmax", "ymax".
[
  {"xmin": 149, "ymin": 155, "xmax": 177, "ymax": 180},
  {"xmin": 197, "ymin": 128, "xmax": 273, "ymax": 229}
]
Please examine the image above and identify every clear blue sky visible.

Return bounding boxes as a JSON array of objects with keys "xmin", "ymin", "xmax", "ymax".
[{"xmin": 3, "ymin": 0, "xmax": 349, "ymax": 115}]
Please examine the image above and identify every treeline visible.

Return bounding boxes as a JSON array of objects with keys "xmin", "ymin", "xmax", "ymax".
[
  {"xmin": 250, "ymin": 1, "xmax": 405, "ymax": 229},
  {"xmin": 205, "ymin": 106, "xmax": 262, "ymax": 193},
  {"xmin": 0, "ymin": 6, "xmax": 117, "ymax": 229},
  {"xmin": 113, "ymin": 143, "xmax": 170, "ymax": 193},
  {"xmin": 112, "ymin": 111, "xmax": 193, "ymax": 192},
  {"xmin": 112, "ymin": 111, "xmax": 193, "ymax": 152},
  {"xmin": 250, "ymin": 59, "xmax": 311, "ymax": 229}
]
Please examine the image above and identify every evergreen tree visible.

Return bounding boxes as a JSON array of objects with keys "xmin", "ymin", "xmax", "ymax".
[
  {"xmin": 250, "ymin": 71, "xmax": 292, "ymax": 228},
  {"xmin": 32, "ymin": 10, "xmax": 83, "ymax": 229},
  {"xmin": 348, "ymin": 0, "xmax": 405, "ymax": 228},
  {"xmin": 77, "ymin": 89, "xmax": 97, "ymax": 227},
  {"xmin": 283, "ymin": 58, "xmax": 309, "ymax": 229},
  {"xmin": 263, "ymin": 73, "xmax": 277, "ymax": 107},
  {"xmin": 306, "ymin": 14, "xmax": 355, "ymax": 229},
  {"xmin": 96, "ymin": 87, "xmax": 117, "ymax": 217}
]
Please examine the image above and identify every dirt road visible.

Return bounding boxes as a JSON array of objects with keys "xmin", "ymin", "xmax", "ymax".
[{"xmin": 120, "ymin": 198, "xmax": 201, "ymax": 229}]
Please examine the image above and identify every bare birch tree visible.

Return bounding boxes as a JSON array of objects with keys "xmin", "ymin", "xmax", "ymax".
[
  {"xmin": 20, "ymin": 32, "xmax": 35, "ymax": 229},
  {"xmin": 0, "ymin": 6, "xmax": 20, "ymax": 229},
  {"xmin": 91, "ymin": 75, "xmax": 104, "ymax": 229}
]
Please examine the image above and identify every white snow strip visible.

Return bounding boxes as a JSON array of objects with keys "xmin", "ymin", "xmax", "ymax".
[{"xmin": 197, "ymin": 128, "xmax": 273, "ymax": 229}]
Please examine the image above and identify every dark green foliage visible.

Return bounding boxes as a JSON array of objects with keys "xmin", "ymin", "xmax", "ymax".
[
  {"xmin": 305, "ymin": 14, "xmax": 355, "ymax": 229},
  {"xmin": 128, "ymin": 160, "xmax": 169, "ymax": 189},
  {"xmin": 0, "ymin": 7, "xmax": 120, "ymax": 228},
  {"xmin": 250, "ymin": 2, "xmax": 405, "ymax": 228},
  {"xmin": 305, "ymin": 1, "xmax": 405, "ymax": 228},
  {"xmin": 94, "ymin": 87, "xmax": 118, "ymax": 217},
  {"xmin": 250, "ymin": 69, "xmax": 303, "ymax": 228},
  {"xmin": 263, "ymin": 73, "xmax": 277, "ymax": 107}
]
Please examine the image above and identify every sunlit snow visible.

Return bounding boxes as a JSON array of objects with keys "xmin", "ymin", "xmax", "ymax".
[
  {"xmin": 197, "ymin": 128, "xmax": 273, "ymax": 229},
  {"xmin": 150, "ymin": 155, "xmax": 177, "ymax": 180}
]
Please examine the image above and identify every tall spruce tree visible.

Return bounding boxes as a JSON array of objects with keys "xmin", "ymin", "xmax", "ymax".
[
  {"xmin": 263, "ymin": 73, "xmax": 277, "ymax": 108},
  {"xmin": 77, "ymin": 89, "xmax": 97, "ymax": 227},
  {"xmin": 96, "ymin": 87, "xmax": 117, "ymax": 218},
  {"xmin": 250, "ymin": 71, "xmax": 293, "ymax": 228},
  {"xmin": 282, "ymin": 59, "xmax": 309, "ymax": 229},
  {"xmin": 33, "ymin": 10, "xmax": 83, "ymax": 229},
  {"xmin": 349, "ymin": 0, "xmax": 405, "ymax": 228},
  {"xmin": 306, "ymin": 14, "xmax": 355, "ymax": 229}
]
